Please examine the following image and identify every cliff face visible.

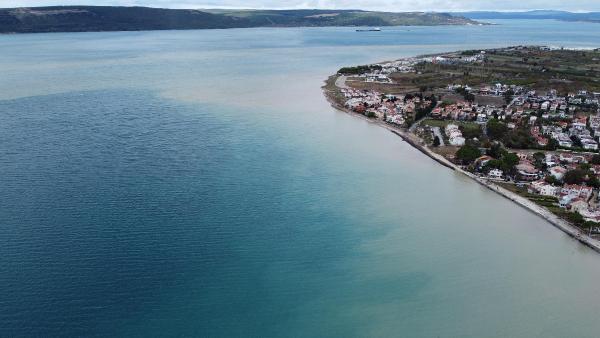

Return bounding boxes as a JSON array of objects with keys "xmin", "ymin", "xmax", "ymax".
[{"xmin": 0, "ymin": 6, "xmax": 480, "ymax": 33}]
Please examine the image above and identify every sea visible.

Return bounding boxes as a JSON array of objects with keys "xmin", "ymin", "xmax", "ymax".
[{"xmin": 1, "ymin": 19, "xmax": 600, "ymax": 337}]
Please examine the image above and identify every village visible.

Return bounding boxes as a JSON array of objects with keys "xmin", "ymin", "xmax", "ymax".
[{"xmin": 332, "ymin": 46, "xmax": 600, "ymax": 233}]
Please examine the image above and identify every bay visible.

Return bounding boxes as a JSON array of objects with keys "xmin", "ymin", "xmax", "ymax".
[{"xmin": 1, "ymin": 20, "xmax": 600, "ymax": 337}]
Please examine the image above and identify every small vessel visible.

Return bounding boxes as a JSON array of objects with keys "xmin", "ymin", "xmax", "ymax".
[{"xmin": 356, "ymin": 27, "xmax": 381, "ymax": 32}]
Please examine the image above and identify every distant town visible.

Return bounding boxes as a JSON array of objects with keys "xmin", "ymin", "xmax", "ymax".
[{"xmin": 324, "ymin": 46, "xmax": 600, "ymax": 246}]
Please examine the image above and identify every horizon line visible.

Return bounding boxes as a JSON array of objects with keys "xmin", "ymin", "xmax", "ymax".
[{"xmin": 3, "ymin": 5, "xmax": 598, "ymax": 14}]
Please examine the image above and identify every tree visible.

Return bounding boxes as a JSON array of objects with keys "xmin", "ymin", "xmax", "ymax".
[
  {"xmin": 414, "ymin": 95, "xmax": 437, "ymax": 121},
  {"xmin": 338, "ymin": 64, "xmax": 382, "ymax": 75},
  {"xmin": 546, "ymin": 138, "xmax": 559, "ymax": 151},
  {"xmin": 588, "ymin": 176, "xmax": 600, "ymax": 188},
  {"xmin": 503, "ymin": 128, "xmax": 535, "ymax": 149},
  {"xmin": 503, "ymin": 152, "xmax": 520, "ymax": 167},
  {"xmin": 564, "ymin": 169, "xmax": 586, "ymax": 185},
  {"xmin": 500, "ymin": 152, "xmax": 520, "ymax": 174},
  {"xmin": 487, "ymin": 119, "xmax": 508, "ymax": 140},
  {"xmin": 487, "ymin": 142, "xmax": 507, "ymax": 159},
  {"xmin": 503, "ymin": 89, "xmax": 515, "ymax": 104},
  {"xmin": 591, "ymin": 154, "xmax": 600, "ymax": 165},
  {"xmin": 433, "ymin": 136, "xmax": 441, "ymax": 147},
  {"xmin": 482, "ymin": 159, "xmax": 502, "ymax": 173},
  {"xmin": 545, "ymin": 175, "xmax": 560, "ymax": 185},
  {"xmin": 566, "ymin": 212, "xmax": 585, "ymax": 226},
  {"xmin": 580, "ymin": 163, "xmax": 591, "ymax": 171},
  {"xmin": 456, "ymin": 144, "xmax": 481, "ymax": 165},
  {"xmin": 571, "ymin": 135, "xmax": 582, "ymax": 148},
  {"xmin": 455, "ymin": 87, "xmax": 475, "ymax": 102},
  {"xmin": 533, "ymin": 152, "xmax": 546, "ymax": 170},
  {"xmin": 460, "ymin": 125, "xmax": 482, "ymax": 140}
]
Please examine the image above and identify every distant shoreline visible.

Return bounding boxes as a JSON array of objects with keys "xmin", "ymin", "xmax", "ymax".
[{"xmin": 0, "ymin": 6, "xmax": 480, "ymax": 34}]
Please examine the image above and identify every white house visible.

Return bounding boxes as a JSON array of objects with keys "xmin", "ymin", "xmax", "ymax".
[
  {"xmin": 488, "ymin": 169, "xmax": 503, "ymax": 179},
  {"xmin": 529, "ymin": 180, "xmax": 559, "ymax": 197},
  {"xmin": 449, "ymin": 136, "xmax": 466, "ymax": 146},
  {"xmin": 545, "ymin": 154, "xmax": 558, "ymax": 167},
  {"xmin": 582, "ymin": 139, "xmax": 599, "ymax": 150},
  {"xmin": 549, "ymin": 166, "xmax": 567, "ymax": 181},
  {"xmin": 445, "ymin": 124, "xmax": 460, "ymax": 135},
  {"xmin": 561, "ymin": 184, "xmax": 593, "ymax": 200},
  {"xmin": 556, "ymin": 133, "xmax": 573, "ymax": 148}
]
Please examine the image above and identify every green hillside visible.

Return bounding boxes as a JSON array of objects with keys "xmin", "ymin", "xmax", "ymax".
[{"xmin": 0, "ymin": 6, "xmax": 480, "ymax": 33}]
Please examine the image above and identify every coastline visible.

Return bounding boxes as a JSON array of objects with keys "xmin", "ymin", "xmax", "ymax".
[{"xmin": 323, "ymin": 79, "xmax": 600, "ymax": 254}]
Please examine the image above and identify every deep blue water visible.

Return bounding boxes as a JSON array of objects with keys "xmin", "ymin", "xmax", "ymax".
[
  {"xmin": 2, "ymin": 21, "xmax": 600, "ymax": 337},
  {"xmin": 0, "ymin": 90, "xmax": 366, "ymax": 336}
]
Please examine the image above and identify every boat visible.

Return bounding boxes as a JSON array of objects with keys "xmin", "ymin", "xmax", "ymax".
[{"xmin": 356, "ymin": 27, "xmax": 381, "ymax": 32}]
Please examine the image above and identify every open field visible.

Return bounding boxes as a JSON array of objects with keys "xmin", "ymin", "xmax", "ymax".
[{"xmin": 390, "ymin": 47, "xmax": 600, "ymax": 94}]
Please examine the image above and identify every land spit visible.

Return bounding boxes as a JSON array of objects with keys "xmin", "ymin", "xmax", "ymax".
[{"xmin": 323, "ymin": 78, "xmax": 600, "ymax": 254}]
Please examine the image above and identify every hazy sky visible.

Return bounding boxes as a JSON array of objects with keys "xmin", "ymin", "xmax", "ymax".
[{"xmin": 2, "ymin": 0, "xmax": 600, "ymax": 12}]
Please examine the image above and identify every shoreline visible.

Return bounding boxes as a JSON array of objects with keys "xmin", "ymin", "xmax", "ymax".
[{"xmin": 323, "ymin": 82, "xmax": 600, "ymax": 254}]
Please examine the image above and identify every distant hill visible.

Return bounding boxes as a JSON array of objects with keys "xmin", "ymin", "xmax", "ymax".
[
  {"xmin": 458, "ymin": 10, "xmax": 600, "ymax": 23},
  {"xmin": 203, "ymin": 9, "xmax": 480, "ymax": 27},
  {"xmin": 0, "ymin": 6, "xmax": 481, "ymax": 34}
]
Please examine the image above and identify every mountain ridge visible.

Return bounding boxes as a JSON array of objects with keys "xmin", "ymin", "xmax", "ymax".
[{"xmin": 0, "ymin": 6, "xmax": 480, "ymax": 34}]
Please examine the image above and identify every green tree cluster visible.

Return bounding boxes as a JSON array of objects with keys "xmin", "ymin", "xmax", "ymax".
[
  {"xmin": 533, "ymin": 152, "xmax": 547, "ymax": 171},
  {"xmin": 483, "ymin": 143, "xmax": 519, "ymax": 174},
  {"xmin": 562, "ymin": 165, "xmax": 600, "ymax": 188},
  {"xmin": 456, "ymin": 144, "xmax": 481, "ymax": 165},
  {"xmin": 503, "ymin": 128, "xmax": 535, "ymax": 149},
  {"xmin": 486, "ymin": 119, "xmax": 508, "ymax": 140},
  {"xmin": 414, "ymin": 95, "xmax": 438, "ymax": 121},
  {"xmin": 454, "ymin": 87, "xmax": 475, "ymax": 102},
  {"xmin": 459, "ymin": 125, "xmax": 483, "ymax": 140},
  {"xmin": 546, "ymin": 138, "xmax": 559, "ymax": 151},
  {"xmin": 563, "ymin": 169, "xmax": 586, "ymax": 185},
  {"xmin": 338, "ymin": 64, "xmax": 382, "ymax": 75},
  {"xmin": 503, "ymin": 89, "xmax": 515, "ymax": 104}
]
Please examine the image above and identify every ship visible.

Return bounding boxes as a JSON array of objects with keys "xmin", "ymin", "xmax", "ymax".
[{"xmin": 356, "ymin": 27, "xmax": 381, "ymax": 32}]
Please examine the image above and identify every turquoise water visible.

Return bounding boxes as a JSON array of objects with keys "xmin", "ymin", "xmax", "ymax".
[{"xmin": 1, "ymin": 20, "xmax": 600, "ymax": 337}]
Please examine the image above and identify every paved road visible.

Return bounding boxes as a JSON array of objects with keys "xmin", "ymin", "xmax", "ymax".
[
  {"xmin": 432, "ymin": 127, "xmax": 445, "ymax": 146},
  {"xmin": 409, "ymin": 116, "xmax": 428, "ymax": 133},
  {"xmin": 506, "ymin": 96, "xmax": 518, "ymax": 109},
  {"xmin": 335, "ymin": 75, "xmax": 349, "ymax": 89}
]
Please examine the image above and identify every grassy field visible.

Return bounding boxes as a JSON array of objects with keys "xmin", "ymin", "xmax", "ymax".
[
  {"xmin": 346, "ymin": 79, "xmax": 419, "ymax": 94},
  {"xmin": 208, "ymin": 10, "xmax": 479, "ymax": 26},
  {"xmin": 497, "ymin": 182, "xmax": 558, "ymax": 202},
  {"xmin": 390, "ymin": 47, "xmax": 600, "ymax": 94},
  {"xmin": 322, "ymin": 76, "xmax": 346, "ymax": 105}
]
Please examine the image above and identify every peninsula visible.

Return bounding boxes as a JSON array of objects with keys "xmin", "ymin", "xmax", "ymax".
[
  {"xmin": 324, "ymin": 46, "xmax": 600, "ymax": 252},
  {"xmin": 0, "ymin": 6, "xmax": 479, "ymax": 34},
  {"xmin": 457, "ymin": 10, "xmax": 600, "ymax": 24}
]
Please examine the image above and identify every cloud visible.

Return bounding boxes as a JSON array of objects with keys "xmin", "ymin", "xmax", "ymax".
[{"xmin": 1, "ymin": 0, "xmax": 600, "ymax": 12}]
